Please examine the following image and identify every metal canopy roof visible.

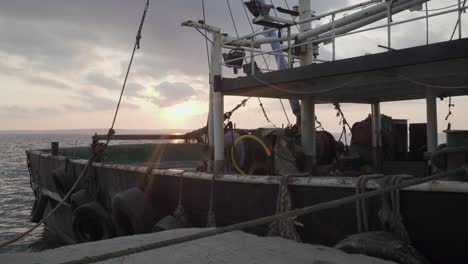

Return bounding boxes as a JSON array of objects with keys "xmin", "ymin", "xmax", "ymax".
[{"xmin": 219, "ymin": 38, "xmax": 468, "ymax": 104}]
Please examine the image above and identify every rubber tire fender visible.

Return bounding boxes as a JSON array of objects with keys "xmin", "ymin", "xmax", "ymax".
[
  {"xmin": 335, "ymin": 231, "xmax": 430, "ymax": 264},
  {"xmin": 111, "ymin": 187, "xmax": 156, "ymax": 236},
  {"xmin": 30, "ymin": 194, "xmax": 48, "ymax": 223},
  {"xmin": 72, "ymin": 202, "xmax": 115, "ymax": 243},
  {"xmin": 52, "ymin": 165, "xmax": 73, "ymax": 198},
  {"xmin": 70, "ymin": 189, "xmax": 92, "ymax": 211}
]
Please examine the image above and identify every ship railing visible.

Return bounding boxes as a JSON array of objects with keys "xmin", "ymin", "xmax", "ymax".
[
  {"xmin": 91, "ymin": 133, "xmax": 203, "ymax": 144},
  {"xmin": 223, "ymin": 1, "xmax": 467, "ymax": 73}
]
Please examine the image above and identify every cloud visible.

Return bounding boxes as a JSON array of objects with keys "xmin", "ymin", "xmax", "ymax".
[
  {"xmin": 64, "ymin": 93, "xmax": 139, "ymax": 112},
  {"xmin": 0, "ymin": 105, "xmax": 56, "ymax": 118},
  {"xmin": 152, "ymin": 82, "xmax": 199, "ymax": 107},
  {"xmin": 24, "ymin": 75, "xmax": 73, "ymax": 90},
  {"xmin": 0, "ymin": 0, "xmax": 467, "ymax": 131},
  {"xmin": 0, "ymin": 54, "xmax": 73, "ymax": 90},
  {"xmin": 86, "ymin": 72, "xmax": 121, "ymax": 91},
  {"xmin": 124, "ymin": 83, "xmax": 146, "ymax": 97}
]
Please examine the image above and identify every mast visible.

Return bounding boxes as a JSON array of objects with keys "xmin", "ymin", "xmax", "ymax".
[
  {"xmin": 298, "ymin": 0, "xmax": 317, "ymax": 174},
  {"xmin": 182, "ymin": 21, "xmax": 224, "ymax": 172},
  {"xmin": 211, "ymin": 32, "xmax": 225, "ymax": 172}
]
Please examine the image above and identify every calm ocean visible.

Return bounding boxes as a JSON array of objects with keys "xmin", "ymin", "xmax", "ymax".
[
  {"xmin": 0, "ymin": 134, "xmax": 91, "ymax": 253},
  {"xmin": 0, "ymin": 132, "xmax": 447, "ymax": 254}
]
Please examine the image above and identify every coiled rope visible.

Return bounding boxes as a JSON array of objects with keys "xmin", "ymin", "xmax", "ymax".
[{"xmin": 57, "ymin": 168, "xmax": 466, "ymax": 264}]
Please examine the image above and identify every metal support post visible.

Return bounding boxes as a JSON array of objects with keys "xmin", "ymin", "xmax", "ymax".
[
  {"xmin": 299, "ymin": 0, "xmax": 316, "ymax": 174},
  {"xmin": 208, "ymin": 60, "xmax": 215, "ymax": 157},
  {"xmin": 210, "ymin": 32, "xmax": 224, "ymax": 172},
  {"xmin": 332, "ymin": 13, "xmax": 336, "ymax": 61},
  {"xmin": 250, "ymin": 38, "xmax": 255, "ymax": 76},
  {"xmin": 299, "ymin": 0, "xmax": 314, "ymax": 65},
  {"xmin": 287, "ymin": 26, "xmax": 292, "ymax": 67},
  {"xmin": 387, "ymin": 0, "xmax": 394, "ymax": 50},
  {"xmin": 302, "ymin": 97, "xmax": 317, "ymax": 174},
  {"xmin": 426, "ymin": 88, "xmax": 438, "ymax": 153},
  {"xmin": 425, "ymin": 2, "xmax": 429, "ymax": 45},
  {"xmin": 459, "ymin": 0, "xmax": 463, "ymax": 39},
  {"xmin": 371, "ymin": 102, "xmax": 382, "ymax": 171}
]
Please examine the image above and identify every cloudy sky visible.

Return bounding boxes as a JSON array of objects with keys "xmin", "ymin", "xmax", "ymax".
[{"xmin": 0, "ymin": 0, "xmax": 466, "ymax": 132}]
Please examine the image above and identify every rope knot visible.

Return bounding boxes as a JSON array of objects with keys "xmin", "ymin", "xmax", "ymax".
[
  {"xmin": 136, "ymin": 34, "xmax": 142, "ymax": 49},
  {"xmin": 106, "ymin": 128, "xmax": 115, "ymax": 140}
]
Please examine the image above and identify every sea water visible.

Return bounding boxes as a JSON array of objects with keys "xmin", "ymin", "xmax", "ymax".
[{"xmin": 0, "ymin": 134, "xmax": 90, "ymax": 253}]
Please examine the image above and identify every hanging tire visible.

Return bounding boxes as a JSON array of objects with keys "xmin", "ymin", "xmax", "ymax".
[
  {"xmin": 30, "ymin": 193, "xmax": 48, "ymax": 223},
  {"xmin": 70, "ymin": 189, "xmax": 92, "ymax": 211},
  {"xmin": 52, "ymin": 165, "xmax": 73, "ymax": 198},
  {"xmin": 111, "ymin": 187, "xmax": 156, "ymax": 236},
  {"xmin": 335, "ymin": 232, "xmax": 430, "ymax": 264},
  {"xmin": 72, "ymin": 202, "xmax": 115, "ymax": 243}
]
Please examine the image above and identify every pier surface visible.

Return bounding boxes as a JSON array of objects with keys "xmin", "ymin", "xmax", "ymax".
[{"xmin": 3, "ymin": 228, "xmax": 395, "ymax": 264}]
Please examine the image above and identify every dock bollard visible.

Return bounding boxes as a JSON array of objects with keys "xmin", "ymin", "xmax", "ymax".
[{"xmin": 51, "ymin": 142, "xmax": 59, "ymax": 156}]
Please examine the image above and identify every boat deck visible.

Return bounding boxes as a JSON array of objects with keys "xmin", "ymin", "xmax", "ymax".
[{"xmin": 220, "ymin": 38, "xmax": 468, "ymax": 103}]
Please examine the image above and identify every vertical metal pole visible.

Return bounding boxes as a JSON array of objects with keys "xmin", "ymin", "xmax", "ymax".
[
  {"xmin": 302, "ymin": 97, "xmax": 317, "ymax": 172},
  {"xmin": 299, "ymin": 0, "xmax": 313, "ymax": 65},
  {"xmin": 208, "ymin": 45, "xmax": 215, "ymax": 159},
  {"xmin": 459, "ymin": 0, "xmax": 463, "ymax": 39},
  {"xmin": 251, "ymin": 38, "xmax": 255, "ymax": 76},
  {"xmin": 371, "ymin": 102, "xmax": 382, "ymax": 171},
  {"xmin": 332, "ymin": 13, "xmax": 336, "ymax": 61},
  {"xmin": 299, "ymin": 0, "xmax": 316, "ymax": 174},
  {"xmin": 425, "ymin": 2, "xmax": 429, "ymax": 45},
  {"xmin": 426, "ymin": 88, "xmax": 438, "ymax": 153},
  {"xmin": 387, "ymin": 1, "xmax": 393, "ymax": 50},
  {"xmin": 212, "ymin": 32, "xmax": 224, "ymax": 173},
  {"xmin": 287, "ymin": 26, "xmax": 292, "ymax": 68}
]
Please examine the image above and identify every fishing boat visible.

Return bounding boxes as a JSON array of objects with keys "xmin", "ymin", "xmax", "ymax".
[{"xmin": 19, "ymin": 0, "xmax": 468, "ymax": 263}]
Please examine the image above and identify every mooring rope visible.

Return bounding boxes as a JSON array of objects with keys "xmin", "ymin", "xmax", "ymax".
[
  {"xmin": 206, "ymin": 172, "xmax": 217, "ymax": 227},
  {"xmin": 108, "ymin": 0, "xmax": 150, "ymax": 137},
  {"xmin": 58, "ymin": 168, "xmax": 466, "ymax": 264},
  {"xmin": 268, "ymin": 175, "xmax": 301, "ymax": 242}
]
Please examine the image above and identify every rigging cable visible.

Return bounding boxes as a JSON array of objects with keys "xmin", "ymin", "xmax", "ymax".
[
  {"xmin": 334, "ymin": 103, "xmax": 353, "ymax": 146},
  {"xmin": 450, "ymin": 0, "xmax": 467, "ymax": 41},
  {"xmin": 226, "ymin": 0, "xmax": 240, "ymax": 37},
  {"xmin": 202, "ymin": 0, "xmax": 211, "ymax": 71},
  {"xmin": 258, "ymin": 97, "xmax": 278, "ymax": 128},
  {"xmin": 279, "ymin": 99, "xmax": 291, "ymax": 126},
  {"xmin": 444, "ymin": 0, "xmax": 466, "ymax": 130},
  {"xmin": 0, "ymin": 0, "xmax": 151, "ymax": 249},
  {"xmin": 445, "ymin": 96, "xmax": 455, "ymax": 130},
  {"xmin": 240, "ymin": 0, "xmax": 291, "ymax": 126},
  {"xmin": 397, "ymin": 73, "xmax": 468, "ymax": 89},
  {"xmin": 195, "ymin": 28, "xmax": 214, "ymax": 44},
  {"xmin": 252, "ymin": 74, "xmax": 363, "ymax": 94},
  {"xmin": 227, "ymin": 0, "xmax": 280, "ymax": 127}
]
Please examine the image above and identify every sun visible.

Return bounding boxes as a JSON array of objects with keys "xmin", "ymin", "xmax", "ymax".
[{"xmin": 162, "ymin": 101, "xmax": 206, "ymax": 123}]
